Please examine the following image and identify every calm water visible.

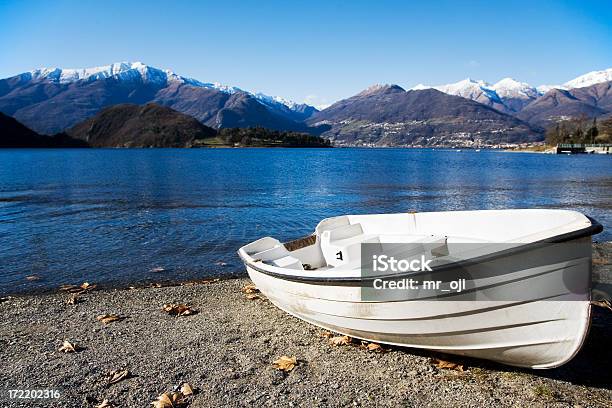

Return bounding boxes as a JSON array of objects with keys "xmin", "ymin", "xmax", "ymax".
[{"xmin": 0, "ymin": 148, "xmax": 610, "ymax": 295}]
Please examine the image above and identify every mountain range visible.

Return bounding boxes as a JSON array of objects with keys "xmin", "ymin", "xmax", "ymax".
[
  {"xmin": 412, "ymin": 68, "xmax": 612, "ymax": 121},
  {"xmin": 1, "ymin": 62, "xmax": 611, "ymax": 146},
  {"xmin": 0, "ymin": 62, "xmax": 321, "ymax": 135}
]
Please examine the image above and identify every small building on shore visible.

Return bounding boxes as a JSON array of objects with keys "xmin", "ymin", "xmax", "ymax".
[{"xmin": 556, "ymin": 144, "xmax": 611, "ymax": 154}]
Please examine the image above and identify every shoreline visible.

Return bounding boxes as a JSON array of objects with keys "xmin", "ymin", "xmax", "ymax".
[
  {"xmin": 1, "ymin": 245, "xmax": 610, "ymax": 407},
  {"xmin": 2, "ymin": 277, "xmax": 611, "ymax": 407}
]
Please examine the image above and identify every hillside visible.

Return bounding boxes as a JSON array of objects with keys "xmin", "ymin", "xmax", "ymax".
[
  {"xmin": 308, "ymin": 85, "xmax": 542, "ymax": 146},
  {"xmin": 66, "ymin": 103, "xmax": 217, "ymax": 147},
  {"xmin": 0, "ymin": 112, "xmax": 86, "ymax": 147}
]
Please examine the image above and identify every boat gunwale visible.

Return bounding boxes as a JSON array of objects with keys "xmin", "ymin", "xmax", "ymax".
[{"xmin": 237, "ymin": 215, "xmax": 603, "ymax": 286}]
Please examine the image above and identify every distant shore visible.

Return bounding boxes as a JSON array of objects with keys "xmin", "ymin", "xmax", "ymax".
[{"xmin": 1, "ymin": 244, "xmax": 610, "ymax": 407}]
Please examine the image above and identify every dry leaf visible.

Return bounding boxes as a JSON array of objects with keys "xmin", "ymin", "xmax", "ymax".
[
  {"xmin": 58, "ymin": 340, "xmax": 78, "ymax": 353},
  {"xmin": 60, "ymin": 282, "xmax": 96, "ymax": 294},
  {"xmin": 66, "ymin": 294, "xmax": 81, "ymax": 305},
  {"xmin": 245, "ymin": 293, "xmax": 262, "ymax": 300},
  {"xmin": 95, "ymin": 399, "xmax": 114, "ymax": 408},
  {"xmin": 162, "ymin": 304, "xmax": 197, "ymax": 316},
  {"xmin": 430, "ymin": 357, "xmax": 464, "ymax": 371},
  {"xmin": 329, "ymin": 335, "xmax": 352, "ymax": 346},
  {"xmin": 26, "ymin": 275, "xmax": 41, "ymax": 281},
  {"xmin": 242, "ymin": 284, "xmax": 259, "ymax": 294},
  {"xmin": 96, "ymin": 314, "xmax": 123, "ymax": 324},
  {"xmin": 591, "ymin": 299, "xmax": 612, "ymax": 311},
  {"xmin": 181, "ymin": 278, "xmax": 220, "ymax": 286},
  {"xmin": 180, "ymin": 382, "xmax": 193, "ymax": 396},
  {"xmin": 80, "ymin": 282, "xmax": 95, "ymax": 290},
  {"xmin": 592, "ymin": 257, "xmax": 609, "ymax": 265},
  {"xmin": 108, "ymin": 369, "xmax": 130, "ymax": 384},
  {"xmin": 273, "ymin": 356, "xmax": 297, "ymax": 372},
  {"xmin": 318, "ymin": 331, "xmax": 334, "ymax": 338},
  {"xmin": 366, "ymin": 343, "xmax": 383, "ymax": 352},
  {"xmin": 151, "ymin": 391, "xmax": 185, "ymax": 408}
]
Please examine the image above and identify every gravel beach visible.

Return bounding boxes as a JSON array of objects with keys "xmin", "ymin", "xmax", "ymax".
[{"xmin": 1, "ymin": 244, "xmax": 610, "ymax": 408}]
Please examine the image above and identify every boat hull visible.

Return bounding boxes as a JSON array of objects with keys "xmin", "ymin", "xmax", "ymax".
[{"xmin": 244, "ymin": 239, "xmax": 593, "ymax": 369}]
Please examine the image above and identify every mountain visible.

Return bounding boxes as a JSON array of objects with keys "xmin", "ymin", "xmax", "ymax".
[
  {"xmin": 66, "ymin": 103, "xmax": 216, "ymax": 147},
  {"xmin": 415, "ymin": 78, "xmax": 540, "ymax": 114},
  {"xmin": 517, "ymin": 82, "xmax": 612, "ymax": 127},
  {"xmin": 0, "ymin": 62, "xmax": 318, "ymax": 135},
  {"xmin": 307, "ymin": 85, "xmax": 542, "ymax": 146},
  {"xmin": 490, "ymin": 78, "xmax": 541, "ymax": 112},
  {"xmin": 563, "ymin": 68, "xmax": 612, "ymax": 89},
  {"xmin": 0, "ymin": 112, "xmax": 86, "ymax": 147},
  {"xmin": 416, "ymin": 69, "xmax": 612, "ymax": 116}
]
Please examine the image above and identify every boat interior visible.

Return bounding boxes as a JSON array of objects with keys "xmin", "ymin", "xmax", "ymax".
[{"xmin": 239, "ymin": 210, "xmax": 593, "ymax": 276}]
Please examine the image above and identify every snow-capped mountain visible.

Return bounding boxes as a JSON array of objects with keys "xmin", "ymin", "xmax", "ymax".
[
  {"xmin": 413, "ymin": 79, "xmax": 515, "ymax": 113},
  {"xmin": 22, "ymin": 62, "xmax": 309, "ymax": 114},
  {"xmin": 0, "ymin": 62, "xmax": 319, "ymax": 134},
  {"xmin": 434, "ymin": 79, "xmax": 500, "ymax": 102},
  {"xmin": 563, "ymin": 68, "xmax": 612, "ymax": 89},
  {"xmin": 491, "ymin": 78, "xmax": 540, "ymax": 99},
  {"xmin": 412, "ymin": 68, "xmax": 612, "ymax": 114}
]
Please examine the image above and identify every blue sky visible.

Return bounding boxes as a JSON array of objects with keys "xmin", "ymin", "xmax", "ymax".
[{"xmin": 0, "ymin": 0, "xmax": 610, "ymax": 106}]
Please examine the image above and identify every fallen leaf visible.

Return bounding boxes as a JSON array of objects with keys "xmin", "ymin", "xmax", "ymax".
[
  {"xmin": 242, "ymin": 283, "xmax": 259, "ymax": 294},
  {"xmin": 180, "ymin": 382, "xmax": 193, "ymax": 396},
  {"xmin": 245, "ymin": 293, "xmax": 262, "ymax": 300},
  {"xmin": 592, "ymin": 257, "xmax": 609, "ymax": 265},
  {"xmin": 107, "ymin": 369, "xmax": 130, "ymax": 385},
  {"xmin": 58, "ymin": 340, "xmax": 78, "ymax": 353},
  {"xmin": 26, "ymin": 275, "xmax": 41, "ymax": 281},
  {"xmin": 162, "ymin": 304, "xmax": 197, "ymax": 317},
  {"xmin": 329, "ymin": 335, "xmax": 352, "ymax": 346},
  {"xmin": 591, "ymin": 299, "xmax": 612, "ymax": 311},
  {"xmin": 366, "ymin": 343, "xmax": 383, "ymax": 352},
  {"xmin": 430, "ymin": 357, "xmax": 464, "ymax": 371},
  {"xmin": 66, "ymin": 294, "xmax": 81, "ymax": 305},
  {"xmin": 318, "ymin": 331, "xmax": 334, "ymax": 338},
  {"xmin": 181, "ymin": 278, "xmax": 220, "ymax": 286},
  {"xmin": 80, "ymin": 282, "xmax": 96, "ymax": 290},
  {"xmin": 95, "ymin": 399, "xmax": 114, "ymax": 408},
  {"xmin": 96, "ymin": 314, "xmax": 124, "ymax": 324},
  {"xmin": 60, "ymin": 282, "xmax": 96, "ymax": 294},
  {"xmin": 151, "ymin": 391, "xmax": 185, "ymax": 408},
  {"xmin": 273, "ymin": 356, "xmax": 297, "ymax": 372}
]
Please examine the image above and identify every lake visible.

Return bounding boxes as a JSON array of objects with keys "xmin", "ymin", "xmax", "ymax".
[{"xmin": 0, "ymin": 148, "xmax": 610, "ymax": 295}]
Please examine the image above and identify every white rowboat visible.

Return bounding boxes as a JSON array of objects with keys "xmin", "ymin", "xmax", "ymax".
[{"xmin": 238, "ymin": 209, "xmax": 602, "ymax": 368}]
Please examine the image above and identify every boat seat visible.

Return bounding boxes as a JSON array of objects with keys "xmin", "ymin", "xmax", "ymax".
[
  {"xmin": 243, "ymin": 237, "xmax": 282, "ymax": 256},
  {"xmin": 271, "ymin": 256, "xmax": 304, "ymax": 270},
  {"xmin": 251, "ymin": 245, "xmax": 290, "ymax": 262},
  {"xmin": 320, "ymin": 223, "xmax": 382, "ymax": 268},
  {"xmin": 380, "ymin": 234, "xmax": 449, "ymax": 258}
]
